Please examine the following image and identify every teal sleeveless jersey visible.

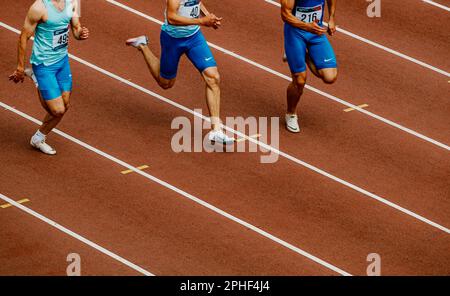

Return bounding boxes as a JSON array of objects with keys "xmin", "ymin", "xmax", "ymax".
[
  {"xmin": 161, "ymin": 0, "xmax": 201, "ymax": 38},
  {"xmin": 31, "ymin": 0, "xmax": 73, "ymax": 66}
]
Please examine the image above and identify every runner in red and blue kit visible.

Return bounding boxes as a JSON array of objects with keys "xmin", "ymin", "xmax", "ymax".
[{"xmin": 281, "ymin": 0, "xmax": 338, "ymax": 133}]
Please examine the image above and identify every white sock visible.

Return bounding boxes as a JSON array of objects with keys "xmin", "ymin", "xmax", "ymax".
[{"xmin": 32, "ymin": 130, "xmax": 46, "ymax": 142}]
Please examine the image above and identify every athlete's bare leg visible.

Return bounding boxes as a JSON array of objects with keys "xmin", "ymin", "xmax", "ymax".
[
  {"xmin": 37, "ymin": 91, "xmax": 70, "ymax": 135},
  {"xmin": 287, "ymin": 71, "xmax": 307, "ymax": 115},
  {"xmin": 202, "ymin": 66, "xmax": 221, "ymax": 131}
]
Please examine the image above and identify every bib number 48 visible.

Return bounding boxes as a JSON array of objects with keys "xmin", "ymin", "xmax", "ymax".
[{"xmin": 190, "ymin": 6, "xmax": 200, "ymax": 18}]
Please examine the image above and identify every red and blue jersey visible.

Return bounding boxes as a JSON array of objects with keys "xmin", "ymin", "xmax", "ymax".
[{"xmin": 292, "ymin": 0, "xmax": 326, "ymax": 25}]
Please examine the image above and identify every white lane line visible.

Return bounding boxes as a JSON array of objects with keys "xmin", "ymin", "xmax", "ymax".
[
  {"xmin": 2, "ymin": 22, "xmax": 448, "ymax": 234},
  {"xmin": 104, "ymin": 1, "xmax": 450, "ymax": 151},
  {"xmin": 423, "ymin": 0, "xmax": 450, "ymax": 11},
  {"xmin": 0, "ymin": 102, "xmax": 351, "ymax": 276},
  {"xmin": 264, "ymin": 0, "xmax": 450, "ymax": 77},
  {"xmin": 0, "ymin": 192, "xmax": 154, "ymax": 276}
]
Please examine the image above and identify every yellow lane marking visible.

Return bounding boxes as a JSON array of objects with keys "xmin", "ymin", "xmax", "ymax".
[
  {"xmin": 121, "ymin": 165, "xmax": 149, "ymax": 175},
  {"xmin": 235, "ymin": 134, "xmax": 262, "ymax": 143},
  {"xmin": 344, "ymin": 104, "xmax": 369, "ymax": 112},
  {"xmin": 1, "ymin": 198, "xmax": 30, "ymax": 209}
]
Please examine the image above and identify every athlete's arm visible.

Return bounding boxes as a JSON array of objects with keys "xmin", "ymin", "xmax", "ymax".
[
  {"xmin": 200, "ymin": 1, "xmax": 221, "ymax": 29},
  {"xmin": 326, "ymin": 0, "xmax": 337, "ymax": 35},
  {"xmin": 200, "ymin": 1, "xmax": 210, "ymax": 16},
  {"xmin": 167, "ymin": 0, "xmax": 222, "ymax": 28},
  {"xmin": 70, "ymin": 0, "xmax": 89, "ymax": 40},
  {"xmin": 280, "ymin": 0, "xmax": 327, "ymax": 35},
  {"xmin": 9, "ymin": 1, "xmax": 43, "ymax": 83}
]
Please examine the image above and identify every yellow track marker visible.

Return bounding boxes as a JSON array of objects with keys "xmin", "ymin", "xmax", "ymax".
[
  {"xmin": 1, "ymin": 198, "xmax": 30, "ymax": 209},
  {"xmin": 121, "ymin": 165, "xmax": 149, "ymax": 175},
  {"xmin": 235, "ymin": 134, "xmax": 262, "ymax": 143},
  {"xmin": 344, "ymin": 104, "xmax": 369, "ymax": 112}
]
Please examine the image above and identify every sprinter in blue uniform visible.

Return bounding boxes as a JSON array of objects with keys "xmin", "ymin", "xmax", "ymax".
[
  {"xmin": 126, "ymin": 0, "xmax": 234, "ymax": 145},
  {"xmin": 281, "ymin": 0, "xmax": 338, "ymax": 133},
  {"xmin": 9, "ymin": 0, "xmax": 89, "ymax": 155}
]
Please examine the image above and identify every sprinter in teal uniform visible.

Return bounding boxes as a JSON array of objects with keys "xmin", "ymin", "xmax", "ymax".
[
  {"xmin": 9, "ymin": 0, "xmax": 89, "ymax": 155},
  {"xmin": 281, "ymin": 0, "xmax": 338, "ymax": 133},
  {"xmin": 126, "ymin": 0, "xmax": 234, "ymax": 145}
]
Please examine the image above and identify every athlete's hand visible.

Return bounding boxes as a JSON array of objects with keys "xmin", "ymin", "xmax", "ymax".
[
  {"xmin": 78, "ymin": 27, "xmax": 89, "ymax": 40},
  {"xmin": 201, "ymin": 14, "xmax": 223, "ymax": 29},
  {"xmin": 306, "ymin": 20, "xmax": 327, "ymax": 35},
  {"xmin": 327, "ymin": 18, "xmax": 337, "ymax": 36},
  {"xmin": 9, "ymin": 68, "xmax": 25, "ymax": 84}
]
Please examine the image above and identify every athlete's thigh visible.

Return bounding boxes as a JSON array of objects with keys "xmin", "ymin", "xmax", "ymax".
[
  {"xmin": 160, "ymin": 30, "xmax": 184, "ymax": 80},
  {"xmin": 55, "ymin": 56, "xmax": 73, "ymax": 100},
  {"xmin": 307, "ymin": 34, "xmax": 337, "ymax": 71},
  {"xmin": 61, "ymin": 91, "xmax": 71, "ymax": 108},
  {"xmin": 284, "ymin": 23, "xmax": 308, "ymax": 74},
  {"xmin": 32, "ymin": 63, "xmax": 61, "ymax": 101},
  {"xmin": 186, "ymin": 31, "xmax": 217, "ymax": 73}
]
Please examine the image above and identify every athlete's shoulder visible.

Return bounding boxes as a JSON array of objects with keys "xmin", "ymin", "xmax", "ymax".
[{"xmin": 28, "ymin": 0, "xmax": 46, "ymax": 21}]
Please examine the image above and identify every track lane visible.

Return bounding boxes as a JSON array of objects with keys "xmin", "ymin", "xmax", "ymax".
[
  {"xmin": 0, "ymin": 28, "xmax": 449, "ymax": 274},
  {"xmin": 0, "ymin": 110, "xmax": 334, "ymax": 275},
  {"xmin": 0, "ymin": 0, "xmax": 448, "ymax": 276},
  {"xmin": 0, "ymin": 198, "xmax": 142, "ymax": 275},
  {"xmin": 1, "ymin": 17, "xmax": 449, "ymax": 231},
  {"xmin": 3, "ymin": 0, "xmax": 446, "ymax": 227}
]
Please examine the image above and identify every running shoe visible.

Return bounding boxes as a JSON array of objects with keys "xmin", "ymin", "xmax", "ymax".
[
  {"xmin": 285, "ymin": 114, "xmax": 300, "ymax": 133},
  {"xmin": 30, "ymin": 135, "xmax": 56, "ymax": 155},
  {"xmin": 125, "ymin": 36, "xmax": 148, "ymax": 48},
  {"xmin": 208, "ymin": 130, "xmax": 235, "ymax": 145}
]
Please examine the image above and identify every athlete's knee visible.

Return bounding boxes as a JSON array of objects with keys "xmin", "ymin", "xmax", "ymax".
[
  {"xmin": 321, "ymin": 69, "xmax": 338, "ymax": 84},
  {"xmin": 50, "ymin": 106, "xmax": 66, "ymax": 117},
  {"xmin": 203, "ymin": 70, "xmax": 221, "ymax": 88},
  {"xmin": 158, "ymin": 78, "xmax": 175, "ymax": 90},
  {"xmin": 159, "ymin": 82, "xmax": 173, "ymax": 90},
  {"xmin": 293, "ymin": 73, "xmax": 307, "ymax": 89}
]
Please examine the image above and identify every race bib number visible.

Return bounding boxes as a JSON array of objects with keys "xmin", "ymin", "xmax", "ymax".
[
  {"xmin": 52, "ymin": 27, "xmax": 69, "ymax": 51},
  {"xmin": 295, "ymin": 5, "xmax": 323, "ymax": 23},
  {"xmin": 179, "ymin": 0, "xmax": 201, "ymax": 18}
]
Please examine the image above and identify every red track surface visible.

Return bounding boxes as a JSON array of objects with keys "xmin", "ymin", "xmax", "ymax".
[{"xmin": 0, "ymin": 0, "xmax": 449, "ymax": 275}]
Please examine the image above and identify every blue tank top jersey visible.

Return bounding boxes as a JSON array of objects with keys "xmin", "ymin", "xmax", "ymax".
[
  {"xmin": 162, "ymin": 0, "xmax": 201, "ymax": 38},
  {"xmin": 31, "ymin": 0, "xmax": 73, "ymax": 66},
  {"xmin": 292, "ymin": 0, "xmax": 325, "ymax": 25}
]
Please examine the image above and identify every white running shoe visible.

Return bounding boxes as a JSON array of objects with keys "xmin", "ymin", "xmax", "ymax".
[
  {"xmin": 30, "ymin": 136, "xmax": 56, "ymax": 155},
  {"xmin": 285, "ymin": 114, "xmax": 300, "ymax": 133},
  {"xmin": 125, "ymin": 36, "xmax": 148, "ymax": 48},
  {"xmin": 24, "ymin": 68, "xmax": 39, "ymax": 87},
  {"xmin": 208, "ymin": 130, "xmax": 235, "ymax": 145}
]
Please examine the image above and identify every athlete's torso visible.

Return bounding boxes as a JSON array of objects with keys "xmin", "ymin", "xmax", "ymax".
[
  {"xmin": 162, "ymin": 0, "xmax": 201, "ymax": 38},
  {"xmin": 31, "ymin": 0, "xmax": 73, "ymax": 66},
  {"xmin": 292, "ymin": 0, "xmax": 325, "ymax": 26}
]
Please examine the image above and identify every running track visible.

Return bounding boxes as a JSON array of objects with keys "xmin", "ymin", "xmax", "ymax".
[{"xmin": 0, "ymin": 0, "xmax": 449, "ymax": 275}]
